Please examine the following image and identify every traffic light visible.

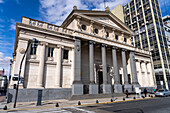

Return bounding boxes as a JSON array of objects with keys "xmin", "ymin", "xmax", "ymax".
[
  {"xmin": 20, "ymin": 77, "xmax": 24, "ymax": 84},
  {"xmin": 32, "ymin": 38, "xmax": 38, "ymax": 48}
]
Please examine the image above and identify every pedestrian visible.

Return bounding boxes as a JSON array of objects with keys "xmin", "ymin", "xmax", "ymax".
[
  {"xmin": 139, "ymin": 88, "xmax": 141, "ymax": 98},
  {"xmin": 125, "ymin": 90, "xmax": 129, "ymax": 98},
  {"xmin": 144, "ymin": 88, "xmax": 147, "ymax": 97},
  {"xmin": 154, "ymin": 88, "xmax": 156, "ymax": 93}
]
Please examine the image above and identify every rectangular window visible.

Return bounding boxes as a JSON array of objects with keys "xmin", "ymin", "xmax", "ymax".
[
  {"xmin": 48, "ymin": 47, "xmax": 54, "ymax": 57},
  {"xmin": 63, "ymin": 49, "xmax": 69, "ymax": 59},
  {"xmin": 30, "ymin": 44, "xmax": 37, "ymax": 55}
]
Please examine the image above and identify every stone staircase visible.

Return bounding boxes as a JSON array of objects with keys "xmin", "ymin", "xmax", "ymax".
[{"xmin": 69, "ymin": 93, "xmax": 126, "ymax": 100}]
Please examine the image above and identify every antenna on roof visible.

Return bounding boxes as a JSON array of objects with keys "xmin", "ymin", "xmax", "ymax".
[
  {"xmin": 104, "ymin": 0, "xmax": 106, "ymax": 9},
  {"xmin": 164, "ymin": 2, "xmax": 168, "ymax": 15}
]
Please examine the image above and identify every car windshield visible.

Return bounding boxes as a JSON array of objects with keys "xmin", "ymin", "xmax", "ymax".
[{"xmin": 157, "ymin": 90, "xmax": 164, "ymax": 92}]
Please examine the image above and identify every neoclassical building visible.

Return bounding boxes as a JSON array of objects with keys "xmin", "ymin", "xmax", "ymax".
[{"xmin": 9, "ymin": 6, "xmax": 156, "ymax": 101}]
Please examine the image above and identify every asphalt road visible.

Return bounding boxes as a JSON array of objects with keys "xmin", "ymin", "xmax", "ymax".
[
  {"xmin": 7, "ymin": 96, "xmax": 170, "ymax": 113},
  {"xmin": 81, "ymin": 96, "xmax": 170, "ymax": 113}
]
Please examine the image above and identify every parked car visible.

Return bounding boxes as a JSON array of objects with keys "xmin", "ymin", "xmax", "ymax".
[{"xmin": 155, "ymin": 89, "xmax": 170, "ymax": 97}]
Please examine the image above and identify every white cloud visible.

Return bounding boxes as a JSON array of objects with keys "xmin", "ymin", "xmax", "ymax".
[
  {"xmin": 0, "ymin": 52, "xmax": 12, "ymax": 76},
  {"xmin": 10, "ymin": 19, "xmax": 16, "ymax": 30},
  {"xmin": 39, "ymin": 0, "xmax": 131, "ymax": 25},
  {"xmin": 0, "ymin": 0, "xmax": 4, "ymax": 3},
  {"xmin": 39, "ymin": 0, "xmax": 88, "ymax": 25}
]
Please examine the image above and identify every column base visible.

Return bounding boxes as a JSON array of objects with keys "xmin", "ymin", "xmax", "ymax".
[
  {"xmin": 36, "ymin": 84, "xmax": 44, "ymax": 88},
  {"xmin": 89, "ymin": 84, "xmax": 98, "ymax": 94},
  {"xmin": 124, "ymin": 84, "xmax": 132, "ymax": 93},
  {"xmin": 72, "ymin": 83, "xmax": 83, "ymax": 95},
  {"xmin": 132, "ymin": 84, "xmax": 140, "ymax": 92},
  {"xmin": 114, "ymin": 84, "xmax": 122, "ymax": 93},
  {"xmin": 102, "ymin": 84, "xmax": 111, "ymax": 94}
]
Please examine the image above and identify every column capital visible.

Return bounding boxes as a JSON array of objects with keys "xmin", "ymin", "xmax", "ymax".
[
  {"xmin": 130, "ymin": 50, "xmax": 135, "ymax": 53},
  {"xmin": 101, "ymin": 43, "xmax": 107, "ymax": 47},
  {"xmin": 112, "ymin": 46, "xmax": 118, "ymax": 50},
  {"xmin": 89, "ymin": 40, "xmax": 96, "ymax": 45},
  {"xmin": 121, "ymin": 48, "xmax": 127, "ymax": 52},
  {"xmin": 56, "ymin": 45, "xmax": 64, "ymax": 48},
  {"xmin": 40, "ymin": 41, "xmax": 47, "ymax": 46}
]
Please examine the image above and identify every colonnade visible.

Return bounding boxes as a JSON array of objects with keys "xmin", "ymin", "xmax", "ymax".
[{"xmin": 72, "ymin": 39, "xmax": 140, "ymax": 95}]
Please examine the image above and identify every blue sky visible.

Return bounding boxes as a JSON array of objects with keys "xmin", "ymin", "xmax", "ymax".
[{"xmin": 0, "ymin": 0, "xmax": 169, "ymax": 76}]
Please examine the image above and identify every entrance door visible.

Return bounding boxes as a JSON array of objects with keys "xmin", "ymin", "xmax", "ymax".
[{"xmin": 98, "ymin": 71, "xmax": 103, "ymax": 93}]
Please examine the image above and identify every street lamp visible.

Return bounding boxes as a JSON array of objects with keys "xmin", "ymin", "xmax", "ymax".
[{"xmin": 13, "ymin": 38, "xmax": 38, "ymax": 108}]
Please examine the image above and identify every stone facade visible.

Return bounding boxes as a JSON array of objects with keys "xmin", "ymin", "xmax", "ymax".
[{"xmin": 9, "ymin": 7, "xmax": 156, "ymax": 101}]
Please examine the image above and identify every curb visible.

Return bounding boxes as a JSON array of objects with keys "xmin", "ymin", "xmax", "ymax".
[{"xmin": 0, "ymin": 96, "xmax": 155, "ymax": 112}]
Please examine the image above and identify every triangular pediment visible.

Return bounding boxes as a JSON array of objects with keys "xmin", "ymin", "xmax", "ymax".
[
  {"xmin": 90, "ymin": 16, "xmax": 121, "ymax": 29},
  {"xmin": 61, "ymin": 10, "xmax": 135, "ymax": 35}
]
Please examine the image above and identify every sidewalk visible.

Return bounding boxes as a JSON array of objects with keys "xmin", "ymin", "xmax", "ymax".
[{"xmin": 0, "ymin": 94, "xmax": 155, "ymax": 112}]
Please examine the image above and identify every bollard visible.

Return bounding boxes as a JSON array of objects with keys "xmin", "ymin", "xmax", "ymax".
[
  {"xmin": 78, "ymin": 101, "xmax": 81, "ymax": 105},
  {"xmin": 111, "ymin": 99, "xmax": 113, "ymax": 102},
  {"xmin": 133, "ymin": 97, "xmax": 136, "ymax": 99},
  {"xmin": 149, "ymin": 95, "xmax": 151, "ymax": 97},
  {"xmin": 151, "ymin": 95, "xmax": 153, "ymax": 98},
  {"xmin": 3, "ymin": 105, "xmax": 7, "ymax": 110},
  {"xmin": 123, "ymin": 98, "xmax": 125, "ymax": 101},
  {"xmin": 96, "ymin": 100, "xmax": 99, "ymax": 103},
  {"xmin": 56, "ymin": 103, "xmax": 59, "ymax": 107}
]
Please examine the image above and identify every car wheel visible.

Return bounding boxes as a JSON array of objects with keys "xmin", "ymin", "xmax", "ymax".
[{"xmin": 163, "ymin": 94, "xmax": 166, "ymax": 97}]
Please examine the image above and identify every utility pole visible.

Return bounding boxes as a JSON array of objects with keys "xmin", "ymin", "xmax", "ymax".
[
  {"xmin": 13, "ymin": 38, "xmax": 38, "ymax": 108},
  {"xmin": 104, "ymin": 0, "xmax": 106, "ymax": 9}
]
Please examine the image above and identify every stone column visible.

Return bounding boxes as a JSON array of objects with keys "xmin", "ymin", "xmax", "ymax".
[
  {"xmin": 112, "ymin": 47, "xmax": 122, "ymax": 93},
  {"xmin": 37, "ymin": 42, "xmax": 46, "ymax": 87},
  {"xmin": 55, "ymin": 45, "xmax": 63, "ymax": 87},
  {"xmin": 122, "ymin": 49, "xmax": 132, "ymax": 92},
  {"xmin": 89, "ymin": 41, "xmax": 98, "ymax": 94},
  {"xmin": 72, "ymin": 38, "xmax": 83, "ymax": 95},
  {"xmin": 121, "ymin": 49, "xmax": 128, "ymax": 84},
  {"xmin": 130, "ymin": 51, "xmax": 140, "ymax": 90},
  {"xmin": 101, "ymin": 44, "xmax": 111, "ymax": 94}
]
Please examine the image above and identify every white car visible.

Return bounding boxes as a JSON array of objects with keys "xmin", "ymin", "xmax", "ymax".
[{"xmin": 155, "ymin": 89, "xmax": 170, "ymax": 97}]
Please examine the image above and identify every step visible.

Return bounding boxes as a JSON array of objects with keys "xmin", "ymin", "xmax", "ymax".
[{"xmin": 69, "ymin": 93, "xmax": 125, "ymax": 100}]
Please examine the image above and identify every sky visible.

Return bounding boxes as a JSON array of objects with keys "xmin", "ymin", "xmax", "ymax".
[{"xmin": 0, "ymin": 0, "xmax": 169, "ymax": 76}]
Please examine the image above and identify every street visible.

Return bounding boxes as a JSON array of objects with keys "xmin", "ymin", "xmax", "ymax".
[{"xmin": 7, "ymin": 96, "xmax": 170, "ymax": 113}]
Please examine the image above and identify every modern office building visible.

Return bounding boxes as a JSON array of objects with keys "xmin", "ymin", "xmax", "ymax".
[
  {"xmin": 8, "ymin": 6, "xmax": 155, "ymax": 102},
  {"xmin": 163, "ymin": 15, "xmax": 170, "ymax": 55},
  {"xmin": 112, "ymin": 0, "xmax": 170, "ymax": 89}
]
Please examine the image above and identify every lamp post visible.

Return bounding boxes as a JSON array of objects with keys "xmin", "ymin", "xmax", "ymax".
[{"xmin": 13, "ymin": 38, "xmax": 38, "ymax": 108}]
